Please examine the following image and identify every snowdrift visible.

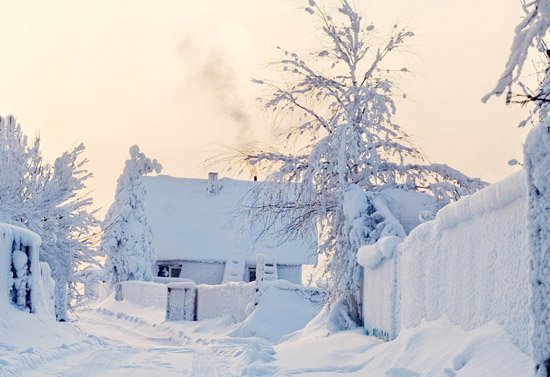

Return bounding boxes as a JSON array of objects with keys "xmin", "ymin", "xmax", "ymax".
[{"xmin": 230, "ymin": 281, "xmax": 323, "ymax": 342}]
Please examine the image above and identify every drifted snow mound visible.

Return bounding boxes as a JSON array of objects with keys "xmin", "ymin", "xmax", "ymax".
[
  {"xmin": 230, "ymin": 281, "xmax": 323, "ymax": 343},
  {"xmin": 258, "ymin": 318, "xmax": 533, "ymax": 377}
]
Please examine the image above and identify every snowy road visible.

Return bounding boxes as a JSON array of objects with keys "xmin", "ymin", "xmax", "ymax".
[{"xmin": 1, "ymin": 305, "xmax": 276, "ymax": 377}]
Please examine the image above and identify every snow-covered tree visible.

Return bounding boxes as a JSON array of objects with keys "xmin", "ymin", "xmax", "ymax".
[
  {"xmin": 101, "ymin": 145, "xmax": 162, "ymax": 301},
  {"xmin": 224, "ymin": 0, "xmax": 484, "ymax": 329},
  {"xmin": 483, "ymin": 2, "xmax": 550, "ymax": 375},
  {"xmin": 0, "ymin": 115, "xmax": 97, "ymax": 321}
]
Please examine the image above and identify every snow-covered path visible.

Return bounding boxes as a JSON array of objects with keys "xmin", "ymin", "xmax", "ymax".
[
  {"xmin": 1, "ymin": 305, "xmax": 277, "ymax": 377},
  {"xmin": 0, "ymin": 299, "xmax": 534, "ymax": 377}
]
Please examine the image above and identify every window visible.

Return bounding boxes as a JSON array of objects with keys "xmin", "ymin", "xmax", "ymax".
[
  {"xmin": 248, "ymin": 267, "xmax": 256, "ymax": 282},
  {"xmin": 158, "ymin": 264, "xmax": 169, "ymax": 277},
  {"xmin": 157, "ymin": 264, "xmax": 182, "ymax": 278},
  {"xmin": 169, "ymin": 266, "xmax": 182, "ymax": 278}
]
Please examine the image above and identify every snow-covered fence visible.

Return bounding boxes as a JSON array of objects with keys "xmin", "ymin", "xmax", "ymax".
[
  {"xmin": 0, "ymin": 223, "xmax": 42, "ymax": 313},
  {"xmin": 120, "ymin": 280, "xmax": 167, "ymax": 310},
  {"xmin": 196, "ymin": 282, "xmax": 256, "ymax": 322},
  {"xmin": 358, "ymin": 236, "xmax": 401, "ymax": 340},
  {"xmin": 166, "ymin": 282, "xmax": 196, "ymax": 321},
  {"xmin": 359, "ymin": 171, "xmax": 532, "ymax": 353}
]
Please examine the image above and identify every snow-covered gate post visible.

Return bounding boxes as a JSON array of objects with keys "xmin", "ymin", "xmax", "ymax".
[
  {"xmin": 525, "ymin": 124, "xmax": 550, "ymax": 375},
  {"xmin": 166, "ymin": 282, "xmax": 197, "ymax": 321}
]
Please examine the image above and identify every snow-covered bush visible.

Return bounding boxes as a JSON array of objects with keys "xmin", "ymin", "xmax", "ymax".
[{"xmin": 101, "ymin": 145, "xmax": 162, "ymax": 300}]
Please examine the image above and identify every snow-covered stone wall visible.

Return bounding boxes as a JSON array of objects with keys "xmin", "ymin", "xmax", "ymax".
[
  {"xmin": 359, "ymin": 171, "xmax": 531, "ymax": 353},
  {"xmin": 0, "ymin": 223, "xmax": 46, "ymax": 314}
]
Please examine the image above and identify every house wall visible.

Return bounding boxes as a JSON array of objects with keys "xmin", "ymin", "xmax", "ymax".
[
  {"xmin": 158, "ymin": 260, "xmax": 226, "ymax": 285},
  {"xmin": 277, "ymin": 265, "xmax": 302, "ymax": 284},
  {"xmin": 358, "ymin": 171, "xmax": 531, "ymax": 354}
]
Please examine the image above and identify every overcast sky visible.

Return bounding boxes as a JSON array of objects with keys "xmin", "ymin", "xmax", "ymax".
[{"xmin": 0, "ymin": 0, "xmax": 530, "ymax": 215}]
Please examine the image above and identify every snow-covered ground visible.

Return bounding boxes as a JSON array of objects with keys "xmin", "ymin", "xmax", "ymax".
[{"xmin": 0, "ymin": 293, "xmax": 533, "ymax": 377}]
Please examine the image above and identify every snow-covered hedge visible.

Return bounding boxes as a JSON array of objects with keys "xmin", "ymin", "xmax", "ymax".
[
  {"xmin": 120, "ymin": 280, "xmax": 167, "ymax": 310},
  {"xmin": 196, "ymin": 281, "xmax": 256, "ymax": 322},
  {"xmin": 0, "ymin": 223, "xmax": 47, "ymax": 314},
  {"xmin": 359, "ymin": 171, "xmax": 531, "ymax": 353}
]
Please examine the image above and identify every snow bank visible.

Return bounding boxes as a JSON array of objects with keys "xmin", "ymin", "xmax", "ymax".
[
  {"xmin": 266, "ymin": 318, "xmax": 533, "ymax": 377},
  {"xmin": 120, "ymin": 280, "xmax": 167, "ymax": 310},
  {"xmin": 230, "ymin": 281, "xmax": 323, "ymax": 342},
  {"xmin": 196, "ymin": 282, "xmax": 256, "ymax": 322},
  {"xmin": 359, "ymin": 171, "xmax": 531, "ymax": 353}
]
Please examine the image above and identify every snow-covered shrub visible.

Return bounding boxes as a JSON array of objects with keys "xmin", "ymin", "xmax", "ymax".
[{"xmin": 101, "ymin": 145, "xmax": 162, "ymax": 300}]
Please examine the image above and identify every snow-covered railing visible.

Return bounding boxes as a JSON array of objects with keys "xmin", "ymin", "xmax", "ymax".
[
  {"xmin": 0, "ymin": 223, "xmax": 42, "ymax": 313},
  {"xmin": 359, "ymin": 171, "xmax": 531, "ymax": 354}
]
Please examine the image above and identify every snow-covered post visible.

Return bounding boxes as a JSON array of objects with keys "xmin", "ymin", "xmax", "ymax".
[
  {"xmin": 101, "ymin": 145, "xmax": 162, "ymax": 301},
  {"xmin": 525, "ymin": 124, "xmax": 550, "ymax": 375}
]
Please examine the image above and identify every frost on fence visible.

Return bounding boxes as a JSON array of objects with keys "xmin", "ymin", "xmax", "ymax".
[{"xmin": 0, "ymin": 223, "xmax": 42, "ymax": 313}]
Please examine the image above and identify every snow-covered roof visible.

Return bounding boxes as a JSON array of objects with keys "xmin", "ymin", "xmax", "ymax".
[
  {"xmin": 143, "ymin": 175, "xmax": 317, "ymax": 265},
  {"xmin": 377, "ymin": 188, "xmax": 437, "ymax": 234}
]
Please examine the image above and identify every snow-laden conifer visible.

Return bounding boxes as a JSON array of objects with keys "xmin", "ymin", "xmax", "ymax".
[{"xmin": 101, "ymin": 145, "xmax": 162, "ymax": 301}]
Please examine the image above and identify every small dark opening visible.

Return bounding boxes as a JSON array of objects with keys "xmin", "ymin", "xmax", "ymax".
[
  {"xmin": 249, "ymin": 267, "xmax": 257, "ymax": 282},
  {"xmin": 253, "ymin": 176, "xmax": 258, "ymax": 182}
]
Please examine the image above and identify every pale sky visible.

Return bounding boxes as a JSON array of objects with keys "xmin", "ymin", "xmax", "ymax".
[{"xmin": 0, "ymin": 0, "xmax": 530, "ymax": 216}]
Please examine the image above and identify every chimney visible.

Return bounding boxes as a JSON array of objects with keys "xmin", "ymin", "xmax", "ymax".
[{"xmin": 206, "ymin": 172, "xmax": 221, "ymax": 195}]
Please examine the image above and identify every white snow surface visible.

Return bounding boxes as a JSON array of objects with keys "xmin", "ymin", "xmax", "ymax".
[
  {"xmin": 230, "ymin": 280, "xmax": 323, "ymax": 342},
  {"xmin": 142, "ymin": 175, "xmax": 316, "ymax": 265},
  {"xmin": 0, "ymin": 280, "xmax": 533, "ymax": 376}
]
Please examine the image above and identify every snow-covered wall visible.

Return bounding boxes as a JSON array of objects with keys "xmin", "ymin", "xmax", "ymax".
[
  {"xmin": 196, "ymin": 282, "xmax": 256, "ymax": 322},
  {"xmin": 0, "ymin": 223, "xmax": 46, "ymax": 314},
  {"xmin": 277, "ymin": 265, "xmax": 302, "ymax": 284},
  {"xmin": 120, "ymin": 280, "xmax": 168, "ymax": 310},
  {"xmin": 359, "ymin": 171, "xmax": 531, "ymax": 353}
]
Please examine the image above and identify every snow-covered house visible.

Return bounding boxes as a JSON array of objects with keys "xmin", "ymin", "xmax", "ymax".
[{"xmin": 142, "ymin": 173, "xmax": 316, "ymax": 285}]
